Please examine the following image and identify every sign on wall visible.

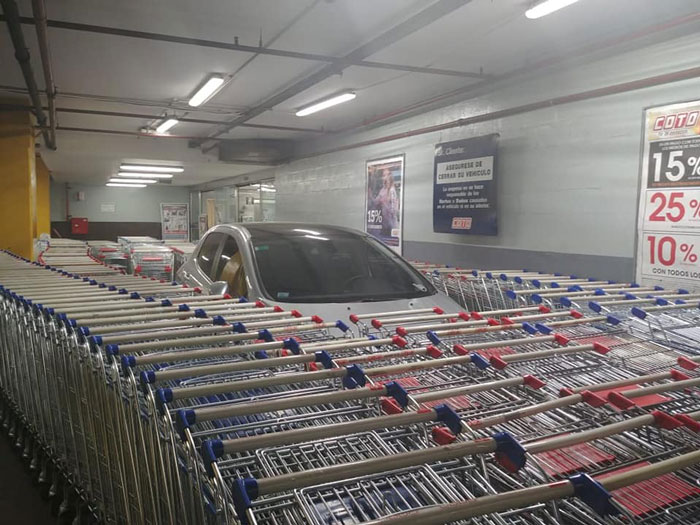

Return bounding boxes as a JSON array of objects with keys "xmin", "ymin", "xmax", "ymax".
[
  {"xmin": 365, "ymin": 155, "xmax": 404, "ymax": 254},
  {"xmin": 160, "ymin": 203, "xmax": 189, "ymax": 241},
  {"xmin": 433, "ymin": 134, "xmax": 499, "ymax": 235},
  {"xmin": 635, "ymin": 100, "xmax": 700, "ymax": 289}
]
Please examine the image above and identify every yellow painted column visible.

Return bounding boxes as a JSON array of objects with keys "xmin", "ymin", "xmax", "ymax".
[
  {"xmin": 0, "ymin": 110, "xmax": 36, "ymax": 259},
  {"xmin": 36, "ymin": 155, "xmax": 51, "ymax": 237}
]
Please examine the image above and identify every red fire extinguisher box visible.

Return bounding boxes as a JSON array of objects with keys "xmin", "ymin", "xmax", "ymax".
[{"xmin": 70, "ymin": 217, "xmax": 88, "ymax": 235}]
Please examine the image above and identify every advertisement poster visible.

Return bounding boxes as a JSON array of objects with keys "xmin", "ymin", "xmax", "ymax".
[
  {"xmin": 433, "ymin": 133, "xmax": 499, "ymax": 235},
  {"xmin": 365, "ymin": 155, "xmax": 404, "ymax": 254},
  {"xmin": 635, "ymin": 100, "xmax": 700, "ymax": 288},
  {"xmin": 160, "ymin": 203, "xmax": 189, "ymax": 241}
]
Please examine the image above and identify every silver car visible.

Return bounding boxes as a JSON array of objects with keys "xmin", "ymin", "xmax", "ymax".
[{"xmin": 177, "ymin": 222, "xmax": 460, "ymax": 322}]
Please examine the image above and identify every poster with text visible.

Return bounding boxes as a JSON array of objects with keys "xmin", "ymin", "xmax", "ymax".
[
  {"xmin": 433, "ymin": 134, "xmax": 498, "ymax": 235},
  {"xmin": 365, "ymin": 155, "xmax": 404, "ymax": 254},
  {"xmin": 635, "ymin": 100, "xmax": 700, "ymax": 289},
  {"xmin": 160, "ymin": 203, "xmax": 189, "ymax": 242}
]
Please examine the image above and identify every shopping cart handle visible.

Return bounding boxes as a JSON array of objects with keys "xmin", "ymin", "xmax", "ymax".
[
  {"xmin": 588, "ymin": 301, "xmax": 602, "ymax": 313},
  {"xmin": 531, "ymin": 294, "xmax": 543, "ymax": 304},
  {"xmin": 283, "ymin": 337, "xmax": 300, "ymax": 354},
  {"xmin": 631, "ymin": 307, "xmax": 647, "ymax": 319},
  {"xmin": 650, "ymin": 410, "xmax": 683, "ymax": 430},
  {"xmin": 433, "ymin": 307, "xmax": 445, "ymax": 314},
  {"xmin": 523, "ymin": 375, "xmax": 546, "ymax": 389},
  {"xmin": 176, "ymin": 409, "xmax": 196, "ymax": 439},
  {"xmin": 607, "ymin": 391, "xmax": 636, "ymax": 410},
  {"xmin": 202, "ymin": 439, "xmax": 226, "ymax": 477},
  {"xmin": 678, "ymin": 288, "xmax": 690, "ymax": 294},
  {"xmin": 570, "ymin": 473, "xmax": 617, "ymax": 517},
  {"xmin": 675, "ymin": 414, "xmax": 700, "ymax": 432},
  {"xmin": 426, "ymin": 330, "xmax": 441, "ymax": 345},
  {"xmin": 674, "ymin": 299, "xmax": 687, "ymax": 305},
  {"xmin": 342, "ymin": 364, "xmax": 366, "ymax": 389},
  {"xmin": 426, "ymin": 345, "xmax": 443, "ymax": 358},
  {"xmin": 470, "ymin": 353, "xmax": 490, "ymax": 369},
  {"xmin": 489, "ymin": 355, "xmax": 508, "ymax": 369},
  {"xmin": 531, "ymin": 279, "xmax": 542, "ymax": 288},
  {"xmin": 385, "ymin": 381, "xmax": 409, "ymax": 409},
  {"xmin": 535, "ymin": 323, "xmax": 552, "ymax": 334},
  {"xmin": 506, "ymin": 290, "xmax": 517, "ymax": 300},
  {"xmin": 521, "ymin": 322, "xmax": 538, "ymax": 335},
  {"xmin": 493, "ymin": 431, "xmax": 527, "ymax": 473},
  {"xmin": 314, "ymin": 351, "xmax": 334, "ymax": 369},
  {"xmin": 335, "ymin": 320, "xmax": 350, "ymax": 332},
  {"xmin": 550, "ymin": 282, "xmax": 560, "ymax": 288},
  {"xmin": 568, "ymin": 285, "xmax": 582, "ymax": 292},
  {"xmin": 677, "ymin": 356, "xmax": 698, "ymax": 370},
  {"xmin": 623, "ymin": 293, "xmax": 637, "ymax": 300},
  {"xmin": 593, "ymin": 289, "xmax": 606, "ymax": 295},
  {"xmin": 433, "ymin": 404, "xmax": 462, "ymax": 434}
]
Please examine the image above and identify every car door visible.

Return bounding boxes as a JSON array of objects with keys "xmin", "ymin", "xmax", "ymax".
[{"xmin": 180, "ymin": 231, "xmax": 227, "ymax": 289}]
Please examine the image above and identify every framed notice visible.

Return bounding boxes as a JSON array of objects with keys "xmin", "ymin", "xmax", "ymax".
[
  {"xmin": 160, "ymin": 203, "xmax": 189, "ymax": 241},
  {"xmin": 365, "ymin": 155, "xmax": 404, "ymax": 254},
  {"xmin": 635, "ymin": 100, "xmax": 700, "ymax": 288},
  {"xmin": 433, "ymin": 134, "xmax": 498, "ymax": 235}
]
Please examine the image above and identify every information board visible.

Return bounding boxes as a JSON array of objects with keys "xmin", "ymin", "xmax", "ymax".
[
  {"xmin": 635, "ymin": 100, "xmax": 700, "ymax": 289},
  {"xmin": 160, "ymin": 203, "xmax": 190, "ymax": 242},
  {"xmin": 433, "ymin": 134, "xmax": 498, "ymax": 235}
]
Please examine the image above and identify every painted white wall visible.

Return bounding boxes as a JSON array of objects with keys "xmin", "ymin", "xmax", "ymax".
[
  {"xmin": 50, "ymin": 180, "xmax": 190, "ymax": 222},
  {"xmin": 254, "ymin": 32, "xmax": 700, "ymax": 276}
]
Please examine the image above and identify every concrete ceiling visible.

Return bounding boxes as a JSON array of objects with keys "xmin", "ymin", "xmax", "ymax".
[{"xmin": 1, "ymin": 0, "xmax": 699, "ymax": 185}]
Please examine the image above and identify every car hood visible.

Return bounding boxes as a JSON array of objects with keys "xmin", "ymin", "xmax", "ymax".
[{"xmin": 260, "ymin": 292, "xmax": 462, "ymax": 331}]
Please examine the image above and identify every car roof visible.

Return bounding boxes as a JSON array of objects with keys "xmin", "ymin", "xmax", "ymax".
[{"xmin": 228, "ymin": 222, "xmax": 367, "ymax": 238}]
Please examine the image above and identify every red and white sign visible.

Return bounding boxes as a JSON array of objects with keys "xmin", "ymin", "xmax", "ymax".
[
  {"xmin": 636, "ymin": 99, "xmax": 700, "ymax": 289},
  {"xmin": 451, "ymin": 217, "xmax": 472, "ymax": 230},
  {"xmin": 642, "ymin": 189, "xmax": 700, "ymax": 231},
  {"xmin": 640, "ymin": 232, "xmax": 700, "ymax": 284}
]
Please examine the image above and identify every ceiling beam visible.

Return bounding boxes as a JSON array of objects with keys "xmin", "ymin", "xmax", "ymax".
[
  {"xmin": 0, "ymin": 14, "xmax": 485, "ymax": 80},
  {"xmin": 201, "ymin": 0, "xmax": 473, "ymax": 149},
  {"xmin": 0, "ymin": 102, "xmax": 326, "ymax": 133}
]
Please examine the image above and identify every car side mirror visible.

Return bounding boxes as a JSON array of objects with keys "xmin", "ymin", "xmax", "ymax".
[{"xmin": 210, "ymin": 281, "xmax": 229, "ymax": 296}]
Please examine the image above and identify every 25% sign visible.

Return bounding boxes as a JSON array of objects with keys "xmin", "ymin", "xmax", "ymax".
[
  {"xmin": 647, "ymin": 235, "xmax": 698, "ymax": 266},
  {"xmin": 645, "ymin": 189, "xmax": 700, "ymax": 227}
]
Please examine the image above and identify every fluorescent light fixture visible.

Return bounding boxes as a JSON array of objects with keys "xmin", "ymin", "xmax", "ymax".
[
  {"xmin": 525, "ymin": 0, "xmax": 580, "ymax": 19},
  {"xmin": 117, "ymin": 172, "xmax": 173, "ymax": 179},
  {"xmin": 120, "ymin": 164, "xmax": 184, "ymax": 173},
  {"xmin": 155, "ymin": 118, "xmax": 179, "ymax": 134},
  {"xmin": 106, "ymin": 182, "xmax": 146, "ymax": 188},
  {"xmin": 110, "ymin": 177, "xmax": 157, "ymax": 184},
  {"xmin": 296, "ymin": 91, "xmax": 356, "ymax": 117},
  {"xmin": 188, "ymin": 74, "xmax": 225, "ymax": 107}
]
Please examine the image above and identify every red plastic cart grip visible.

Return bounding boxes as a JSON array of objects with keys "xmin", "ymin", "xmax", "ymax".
[
  {"xmin": 433, "ymin": 307, "xmax": 445, "ymax": 314},
  {"xmin": 677, "ymin": 356, "xmax": 698, "ymax": 370},
  {"xmin": 490, "ymin": 356, "xmax": 508, "ymax": 370},
  {"xmin": 371, "ymin": 319, "xmax": 383, "ymax": 329},
  {"xmin": 349, "ymin": 314, "xmax": 360, "ymax": 324},
  {"xmin": 523, "ymin": 375, "xmax": 546, "ymax": 389},
  {"xmin": 381, "ymin": 398, "xmax": 403, "ymax": 415},
  {"xmin": 432, "ymin": 426, "xmax": 456, "ymax": 445},
  {"xmin": 670, "ymin": 369, "xmax": 690, "ymax": 381},
  {"xmin": 651, "ymin": 410, "xmax": 683, "ymax": 430},
  {"xmin": 554, "ymin": 333, "xmax": 570, "ymax": 345},
  {"xmin": 392, "ymin": 336, "xmax": 408, "ymax": 348},
  {"xmin": 569, "ymin": 309, "xmax": 584, "ymax": 319},
  {"xmin": 453, "ymin": 344, "xmax": 469, "ymax": 356},
  {"xmin": 487, "ymin": 318, "xmax": 500, "ymax": 326},
  {"xmin": 395, "ymin": 326, "xmax": 408, "ymax": 337},
  {"xmin": 593, "ymin": 342, "xmax": 611, "ymax": 354},
  {"xmin": 426, "ymin": 345, "xmax": 443, "ymax": 358},
  {"xmin": 538, "ymin": 305, "xmax": 551, "ymax": 313},
  {"xmin": 607, "ymin": 391, "xmax": 636, "ymax": 410},
  {"xmin": 470, "ymin": 311, "xmax": 483, "ymax": 320},
  {"xmin": 581, "ymin": 390, "xmax": 608, "ymax": 407}
]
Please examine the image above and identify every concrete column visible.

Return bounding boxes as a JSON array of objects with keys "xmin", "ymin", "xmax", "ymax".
[
  {"xmin": 36, "ymin": 154, "xmax": 51, "ymax": 237},
  {"xmin": 0, "ymin": 110, "xmax": 37, "ymax": 258}
]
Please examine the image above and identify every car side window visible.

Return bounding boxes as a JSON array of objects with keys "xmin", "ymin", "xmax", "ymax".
[
  {"xmin": 196, "ymin": 232, "xmax": 225, "ymax": 280},
  {"xmin": 213, "ymin": 235, "xmax": 248, "ymax": 297}
]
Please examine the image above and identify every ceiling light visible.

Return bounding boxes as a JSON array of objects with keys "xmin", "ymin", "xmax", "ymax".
[
  {"xmin": 106, "ymin": 182, "xmax": 146, "ymax": 188},
  {"xmin": 117, "ymin": 172, "xmax": 173, "ymax": 179},
  {"xmin": 120, "ymin": 164, "xmax": 183, "ymax": 173},
  {"xmin": 155, "ymin": 118, "xmax": 179, "ymax": 134},
  {"xmin": 296, "ymin": 91, "xmax": 356, "ymax": 117},
  {"xmin": 188, "ymin": 74, "xmax": 226, "ymax": 107},
  {"xmin": 525, "ymin": 0, "xmax": 580, "ymax": 19},
  {"xmin": 110, "ymin": 177, "xmax": 157, "ymax": 184}
]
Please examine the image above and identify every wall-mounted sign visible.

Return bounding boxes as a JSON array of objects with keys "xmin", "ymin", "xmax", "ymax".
[
  {"xmin": 635, "ymin": 100, "xmax": 700, "ymax": 289},
  {"xmin": 433, "ymin": 133, "xmax": 499, "ymax": 235},
  {"xmin": 100, "ymin": 203, "xmax": 116, "ymax": 213},
  {"xmin": 160, "ymin": 203, "xmax": 189, "ymax": 241},
  {"xmin": 365, "ymin": 155, "xmax": 404, "ymax": 254}
]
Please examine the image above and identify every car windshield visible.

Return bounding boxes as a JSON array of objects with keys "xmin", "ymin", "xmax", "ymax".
[{"xmin": 247, "ymin": 227, "xmax": 435, "ymax": 303}]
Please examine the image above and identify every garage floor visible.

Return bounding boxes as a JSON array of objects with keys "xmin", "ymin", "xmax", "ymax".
[{"xmin": 0, "ymin": 433, "xmax": 53, "ymax": 524}]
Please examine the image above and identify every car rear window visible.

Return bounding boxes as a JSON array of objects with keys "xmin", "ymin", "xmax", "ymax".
[{"xmin": 248, "ymin": 228, "xmax": 435, "ymax": 303}]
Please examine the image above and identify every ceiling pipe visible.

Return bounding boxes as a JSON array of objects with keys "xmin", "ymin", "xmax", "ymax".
[
  {"xmin": 31, "ymin": 0, "xmax": 57, "ymax": 150},
  {"xmin": 290, "ymin": 65, "xmax": 700, "ymax": 162},
  {"xmin": 201, "ymin": 0, "xmax": 474, "ymax": 151},
  {"xmin": 0, "ymin": 15, "xmax": 484, "ymax": 80},
  {"xmin": 0, "ymin": 101, "xmax": 326, "ymax": 134},
  {"xmin": 0, "ymin": 0, "xmax": 54, "ymax": 149}
]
